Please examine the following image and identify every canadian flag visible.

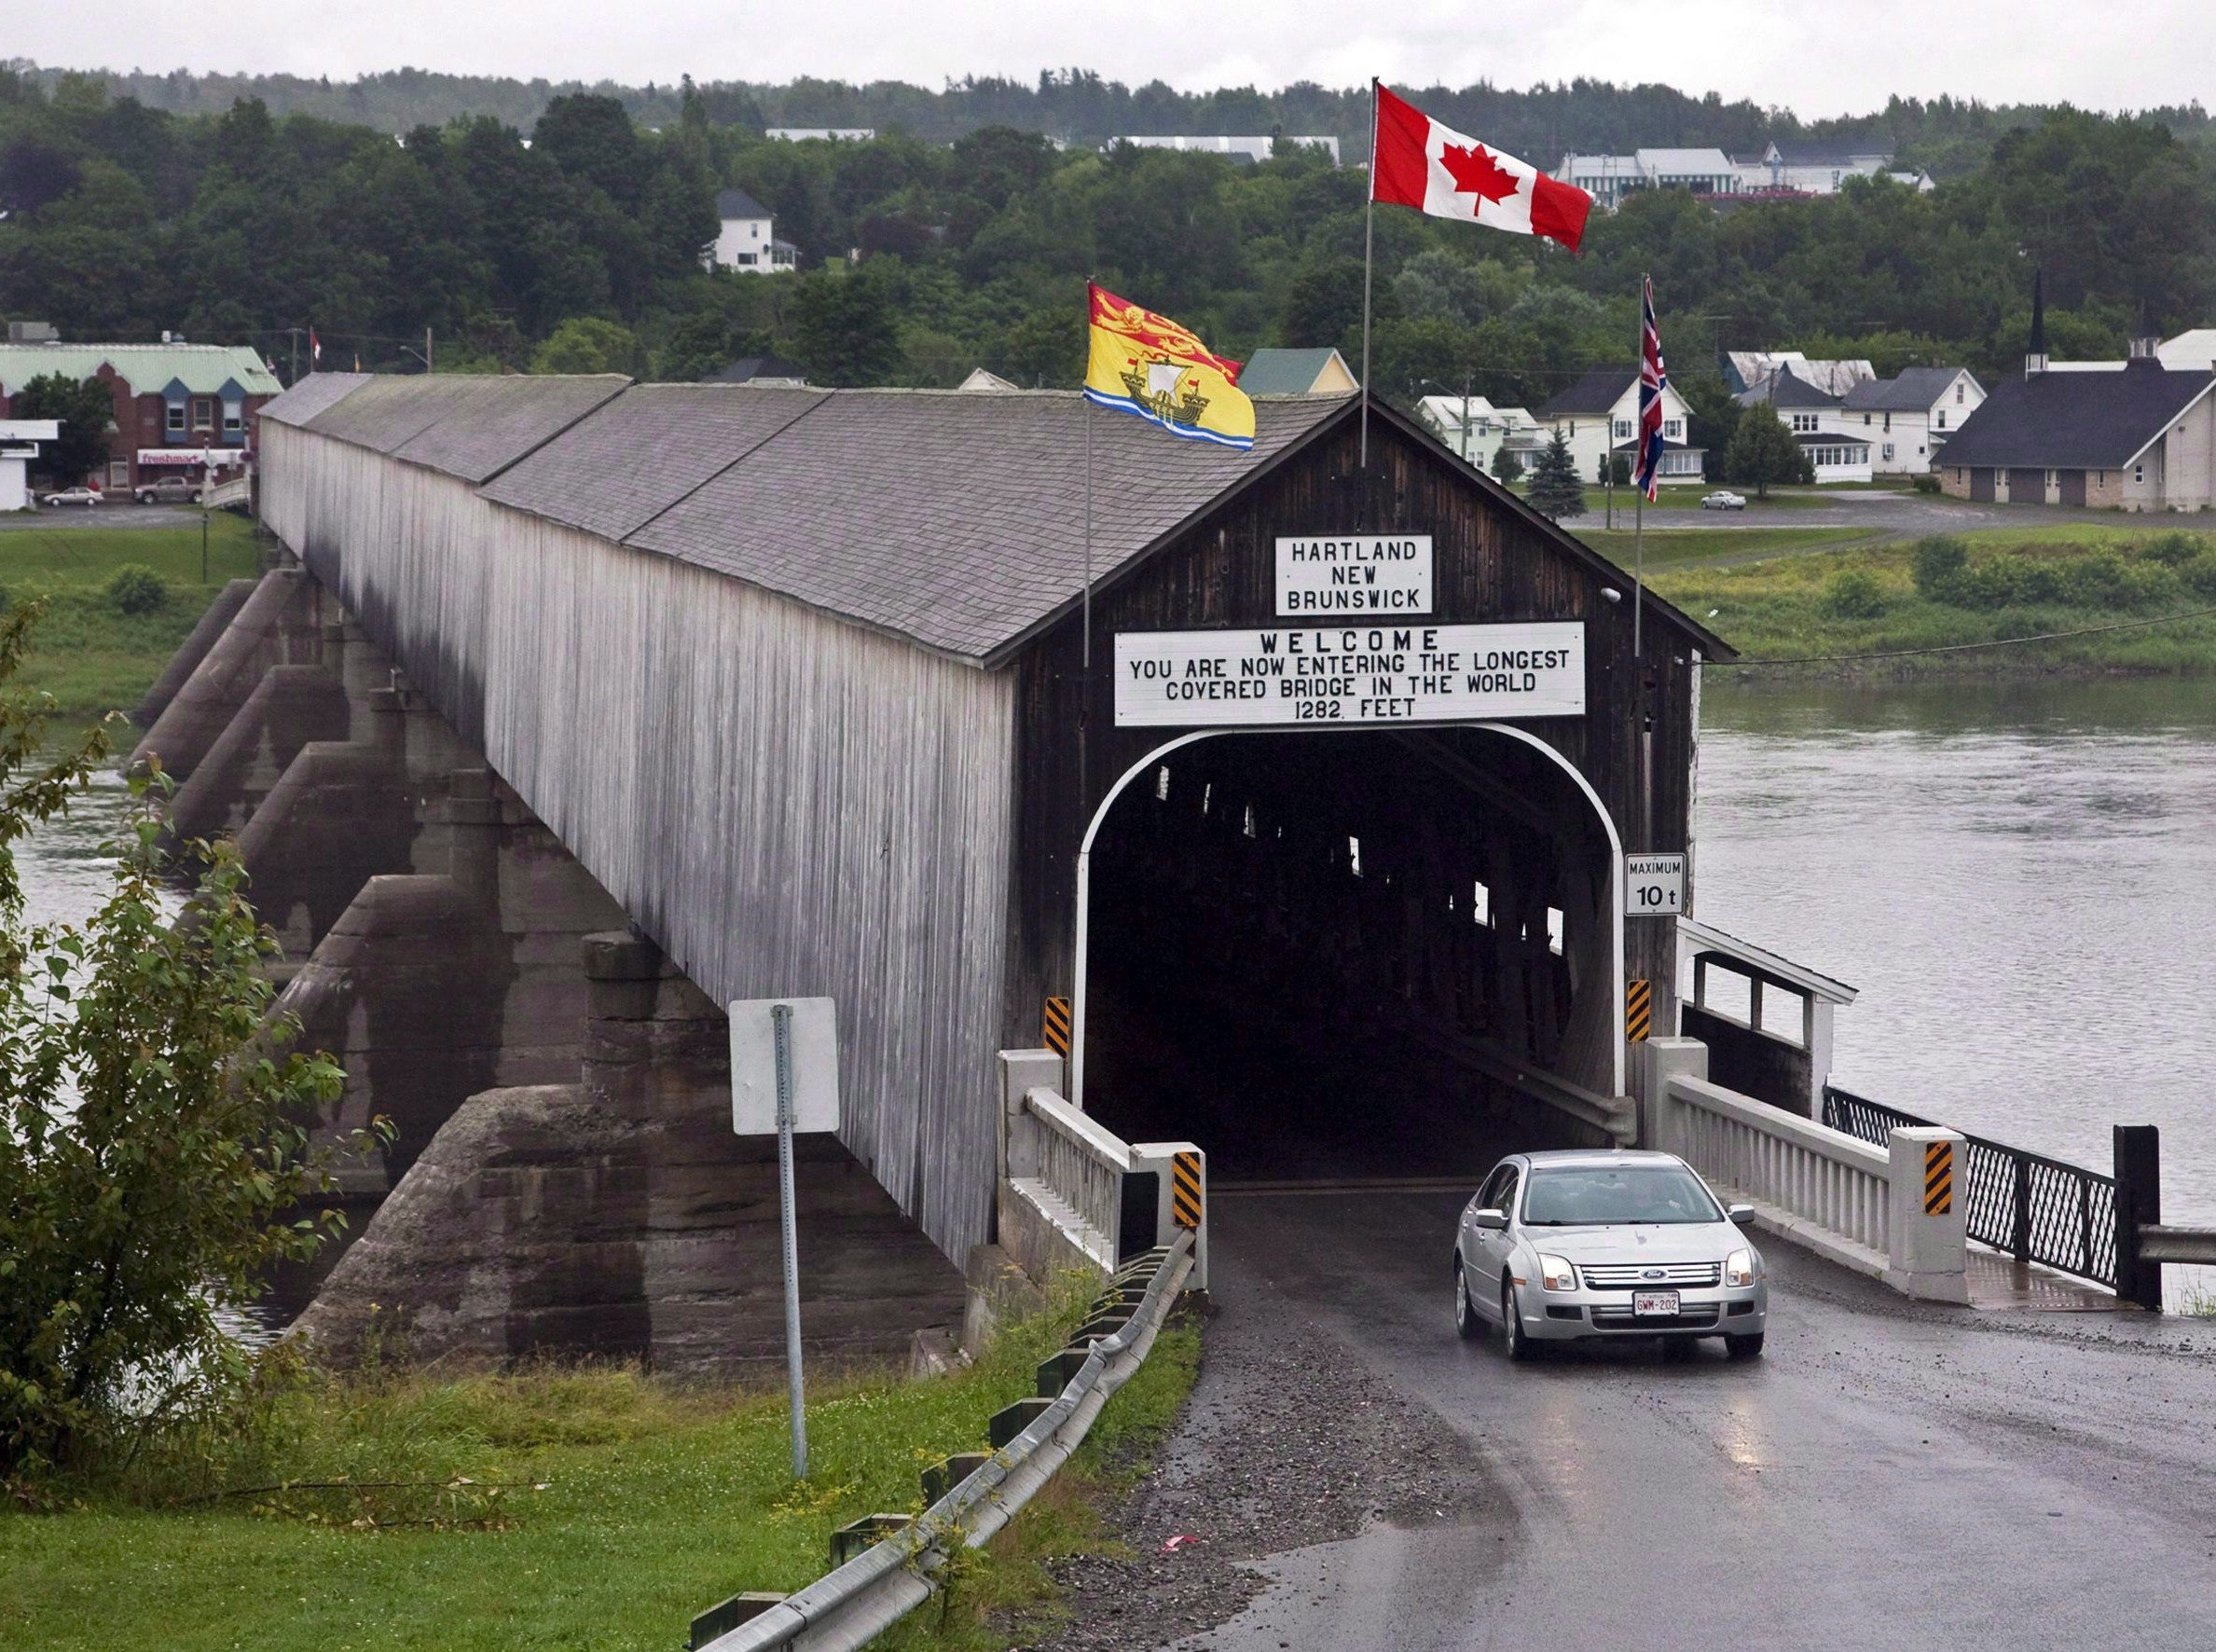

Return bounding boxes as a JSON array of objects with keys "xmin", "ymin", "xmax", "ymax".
[{"xmin": 1370, "ymin": 83, "xmax": 1592, "ymax": 253}]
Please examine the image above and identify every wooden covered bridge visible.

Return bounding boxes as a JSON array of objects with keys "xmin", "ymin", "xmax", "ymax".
[{"xmin": 228, "ymin": 369, "xmax": 1726, "ymax": 1357}]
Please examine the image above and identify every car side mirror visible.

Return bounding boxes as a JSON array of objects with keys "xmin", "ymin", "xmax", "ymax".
[
  {"xmin": 1470, "ymin": 1207, "xmax": 1507, "ymax": 1231},
  {"xmin": 1727, "ymin": 1203, "xmax": 1756, "ymax": 1227}
]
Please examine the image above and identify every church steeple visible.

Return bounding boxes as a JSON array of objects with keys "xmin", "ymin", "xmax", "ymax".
[{"xmin": 2025, "ymin": 270, "xmax": 2048, "ymax": 378}]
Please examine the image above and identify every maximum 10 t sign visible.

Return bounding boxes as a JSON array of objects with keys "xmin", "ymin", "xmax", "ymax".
[{"xmin": 1112, "ymin": 622, "xmax": 1586, "ymax": 727}]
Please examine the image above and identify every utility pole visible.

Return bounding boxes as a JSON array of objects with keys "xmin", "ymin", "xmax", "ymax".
[
  {"xmin": 424, "ymin": 326, "xmax": 434, "ymax": 375},
  {"xmin": 288, "ymin": 327, "xmax": 300, "ymax": 386}
]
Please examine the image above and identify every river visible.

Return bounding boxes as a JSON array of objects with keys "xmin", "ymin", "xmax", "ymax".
[
  {"xmin": 12, "ymin": 683, "xmax": 2212, "ymax": 1310},
  {"xmin": 1697, "ymin": 676, "xmax": 2216, "ymax": 1301}
]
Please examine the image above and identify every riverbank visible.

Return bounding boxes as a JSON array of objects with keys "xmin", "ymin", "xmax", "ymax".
[
  {"xmin": 1613, "ymin": 523, "xmax": 2216, "ymax": 675},
  {"xmin": 0, "ymin": 1301, "xmax": 1200, "ymax": 1651},
  {"xmin": 0, "ymin": 514, "xmax": 264, "ymax": 722}
]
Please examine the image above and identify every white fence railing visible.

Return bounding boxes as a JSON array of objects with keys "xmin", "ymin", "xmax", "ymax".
[
  {"xmin": 1648, "ymin": 1038, "xmax": 1966, "ymax": 1301},
  {"xmin": 1016, "ymin": 1087, "xmax": 1129, "ymax": 1269},
  {"xmin": 998, "ymin": 1050, "xmax": 1208, "ymax": 1292},
  {"xmin": 1661, "ymin": 1072, "xmax": 1892, "ymax": 1259}
]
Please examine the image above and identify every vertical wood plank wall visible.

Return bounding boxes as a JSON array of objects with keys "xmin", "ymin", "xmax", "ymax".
[{"xmin": 261, "ymin": 423, "xmax": 1015, "ymax": 1262}]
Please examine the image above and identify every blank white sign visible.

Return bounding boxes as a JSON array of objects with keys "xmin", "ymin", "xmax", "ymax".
[{"xmin": 729, "ymin": 997, "xmax": 842, "ymax": 1136}]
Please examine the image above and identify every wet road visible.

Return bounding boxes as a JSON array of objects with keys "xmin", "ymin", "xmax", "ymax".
[
  {"xmin": 1181, "ymin": 1190, "xmax": 2216, "ymax": 1651},
  {"xmin": 1634, "ymin": 489, "xmax": 2140, "ymax": 541}
]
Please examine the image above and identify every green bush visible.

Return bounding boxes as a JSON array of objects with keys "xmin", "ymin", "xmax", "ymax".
[
  {"xmin": 2136, "ymin": 530, "xmax": 2205, "ymax": 566},
  {"xmin": 2058, "ymin": 552, "xmax": 2130, "ymax": 607},
  {"xmin": 1956, "ymin": 555, "xmax": 2060, "ymax": 609},
  {"xmin": 1911, "ymin": 473, "xmax": 1941, "ymax": 494},
  {"xmin": 1910, "ymin": 536, "xmax": 1969, "ymax": 601},
  {"xmin": 1819, "ymin": 568, "xmax": 1889, "ymax": 619},
  {"xmin": 2181, "ymin": 553, "xmax": 2216, "ymax": 599},
  {"xmin": 2119, "ymin": 560, "xmax": 2182, "ymax": 609},
  {"xmin": 104, "ymin": 563, "xmax": 168, "ymax": 616}
]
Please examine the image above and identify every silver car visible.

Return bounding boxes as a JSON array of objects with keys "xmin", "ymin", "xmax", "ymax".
[{"xmin": 1454, "ymin": 1150, "xmax": 1768, "ymax": 1359}]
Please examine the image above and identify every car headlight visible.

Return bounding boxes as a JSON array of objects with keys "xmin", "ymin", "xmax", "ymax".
[
  {"xmin": 1537, "ymin": 1254, "xmax": 1577, "ymax": 1292},
  {"xmin": 1725, "ymin": 1248, "xmax": 1760, "ymax": 1287}
]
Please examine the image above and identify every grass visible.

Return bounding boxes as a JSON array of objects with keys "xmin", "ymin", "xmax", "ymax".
[
  {"xmin": 0, "ymin": 1286, "xmax": 1203, "ymax": 1652},
  {"xmin": 1646, "ymin": 524, "xmax": 2216, "ymax": 674},
  {"xmin": 0, "ymin": 515, "xmax": 263, "ymax": 721},
  {"xmin": 1575, "ymin": 525, "xmax": 1875, "ymax": 571}
]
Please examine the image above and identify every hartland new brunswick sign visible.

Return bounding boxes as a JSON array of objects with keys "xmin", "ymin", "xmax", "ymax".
[{"xmin": 1112, "ymin": 621, "xmax": 1586, "ymax": 728}]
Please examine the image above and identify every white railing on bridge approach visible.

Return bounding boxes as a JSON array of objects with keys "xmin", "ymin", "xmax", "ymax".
[
  {"xmin": 1646, "ymin": 1038, "xmax": 1966, "ymax": 1301},
  {"xmin": 999, "ymin": 1049, "xmax": 1207, "ymax": 1292}
]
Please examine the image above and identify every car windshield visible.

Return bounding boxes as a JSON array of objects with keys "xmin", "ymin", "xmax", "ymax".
[{"xmin": 1521, "ymin": 1163, "xmax": 1722, "ymax": 1226}]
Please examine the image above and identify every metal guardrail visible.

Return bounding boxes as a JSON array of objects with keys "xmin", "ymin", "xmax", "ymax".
[
  {"xmin": 695, "ymin": 1232, "xmax": 1196, "ymax": 1652},
  {"xmin": 1824, "ymin": 1085, "xmax": 2119, "ymax": 1289}
]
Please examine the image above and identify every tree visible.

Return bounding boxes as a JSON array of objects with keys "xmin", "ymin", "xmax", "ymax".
[
  {"xmin": 1723, "ymin": 409, "xmax": 1807, "ymax": 497},
  {"xmin": 1597, "ymin": 453, "xmax": 1631, "ymax": 486},
  {"xmin": 8, "ymin": 373, "xmax": 114, "ymax": 487},
  {"xmin": 1491, "ymin": 442, "xmax": 1523, "ymax": 485},
  {"xmin": 0, "ymin": 607, "xmax": 355, "ymax": 1479},
  {"xmin": 529, "ymin": 315, "xmax": 642, "ymax": 376},
  {"xmin": 1526, "ymin": 432, "xmax": 1587, "ymax": 519},
  {"xmin": 794, "ymin": 268, "xmax": 902, "ymax": 386}
]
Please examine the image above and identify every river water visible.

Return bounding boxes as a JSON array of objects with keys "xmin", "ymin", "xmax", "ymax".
[
  {"xmin": 12, "ymin": 684, "xmax": 2211, "ymax": 1305},
  {"xmin": 1696, "ymin": 677, "xmax": 2216, "ymax": 1265}
]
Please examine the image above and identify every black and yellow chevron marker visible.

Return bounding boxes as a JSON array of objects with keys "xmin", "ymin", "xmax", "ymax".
[
  {"xmin": 1043, "ymin": 995, "xmax": 1071, "ymax": 1056},
  {"xmin": 1170, "ymin": 1151, "xmax": 1204, "ymax": 1231},
  {"xmin": 1626, "ymin": 978, "xmax": 1653, "ymax": 1043},
  {"xmin": 1924, "ymin": 1140, "xmax": 1955, "ymax": 1216}
]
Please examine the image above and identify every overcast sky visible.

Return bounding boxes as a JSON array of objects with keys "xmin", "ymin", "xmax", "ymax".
[{"xmin": 14, "ymin": 1, "xmax": 2215, "ymax": 120}]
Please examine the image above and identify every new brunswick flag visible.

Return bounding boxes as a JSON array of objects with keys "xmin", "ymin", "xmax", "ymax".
[{"xmin": 1083, "ymin": 282, "xmax": 1255, "ymax": 450}]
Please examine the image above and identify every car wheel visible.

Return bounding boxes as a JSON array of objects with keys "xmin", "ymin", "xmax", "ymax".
[
  {"xmin": 1500, "ymin": 1279, "xmax": 1533, "ymax": 1362},
  {"xmin": 1726, "ymin": 1332, "xmax": 1766, "ymax": 1360},
  {"xmin": 1454, "ymin": 1257, "xmax": 1482, "ymax": 1342}
]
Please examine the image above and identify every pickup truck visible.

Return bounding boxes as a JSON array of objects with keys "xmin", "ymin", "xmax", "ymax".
[{"xmin": 132, "ymin": 475, "xmax": 204, "ymax": 505}]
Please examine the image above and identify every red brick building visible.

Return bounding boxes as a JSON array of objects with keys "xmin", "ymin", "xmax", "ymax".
[{"xmin": 0, "ymin": 342, "xmax": 284, "ymax": 491}]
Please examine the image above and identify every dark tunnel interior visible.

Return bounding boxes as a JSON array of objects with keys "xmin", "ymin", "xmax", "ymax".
[{"xmin": 1080, "ymin": 727, "xmax": 1618, "ymax": 1184}]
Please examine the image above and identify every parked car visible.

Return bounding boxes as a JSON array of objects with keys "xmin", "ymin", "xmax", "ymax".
[
  {"xmin": 132, "ymin": 475, "xmax": 203, "ymax": 505},
  {"xmin": 1700, "ymin": 490, "xmax": 1746, "ymax": 511},
  {"xmin": 1454, "ymin": 1150, "xmax": 1767, "ymax": 1359},
  {"xmin": 41, "ymin": 487, "xmax": 104, "ymax": 508}
]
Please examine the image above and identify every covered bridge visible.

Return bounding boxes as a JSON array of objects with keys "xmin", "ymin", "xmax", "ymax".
[{"xmin": 257, "ymin": 373, "xmax": 1728, "ymax": 1267}]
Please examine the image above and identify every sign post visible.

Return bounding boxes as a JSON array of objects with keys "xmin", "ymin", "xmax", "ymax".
[{"xmin": 731, "ymin": 996, "xmax": 840, "ymax": 1482}]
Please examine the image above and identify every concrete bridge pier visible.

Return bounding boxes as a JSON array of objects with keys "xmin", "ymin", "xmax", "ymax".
[
  {"xmin": 130, "ymin": 563, "xmax": 326, "ymax": 779},
  {"xmin": 291, "ymin": 932, "xmax": 966, "ymax": 1372}
]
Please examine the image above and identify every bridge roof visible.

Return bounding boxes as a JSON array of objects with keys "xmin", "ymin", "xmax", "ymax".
[
  {"xmin": 479, "ymin": 383, "xmax": 830, "ymax": 542},
  {"xmin": 269, "ymin": 372, "xmax": 629, "ymax": 484},
  {"xmin": 257, "ymin": 371, "xmax": 372, "ymax": 426},
  {"xmin": 585, "ymin": 387, "xmax": 1344, "ymax": 665}
]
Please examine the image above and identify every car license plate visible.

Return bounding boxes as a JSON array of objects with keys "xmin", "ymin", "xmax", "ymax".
[{"xmin": 1633, "ymin": 1290, "xmax": 1680, "ymax": 1317}]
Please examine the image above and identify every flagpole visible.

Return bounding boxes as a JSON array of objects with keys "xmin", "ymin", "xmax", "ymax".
[
  {"xmin": 1632, "ymin": 272, "xmax": 1646, "ymax": 667},
  {"xmin": 1634, "ymin": 273, "xmax": 1652, "ymax": 853},
  {"xmin": 1081, "ymin": 386, "xmax": 1094, "ymax": 812},
  {"xmin": 1358, "ymin": 76, "xmax": 1377, "ymax": 503}
]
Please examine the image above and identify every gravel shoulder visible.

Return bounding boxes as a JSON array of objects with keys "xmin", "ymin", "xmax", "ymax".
[{"xmin": 1029, "ymin": 1249, "xmax": 1501, "ymax": 1651}]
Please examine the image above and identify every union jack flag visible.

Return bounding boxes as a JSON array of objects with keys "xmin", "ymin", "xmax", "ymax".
[{"xmin": 1633, "ymin": 275, "xmax": 1669, "ymax": 502}]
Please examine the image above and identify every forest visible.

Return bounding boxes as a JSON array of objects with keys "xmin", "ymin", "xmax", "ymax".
[{"xmin": 5, "ymin": 62, "xmax": 2215, "ymax": 439}]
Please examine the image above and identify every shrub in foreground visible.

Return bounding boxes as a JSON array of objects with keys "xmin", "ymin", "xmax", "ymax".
[{"xmin": 104, "ymin": 563, "xmax": 168, "ymax": 616}]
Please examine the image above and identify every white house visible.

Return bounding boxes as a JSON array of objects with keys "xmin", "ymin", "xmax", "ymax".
[
  {"xmin": 1736, "ymin": 142, "xmax": 1928, "ymax": 195},
  {"xmin": 765, "ymin": 128, "xmax": 874, "ymax": 143},
  {"xmin": 1721, "ymin": 351, "xmax": 1875, "ymax": 397},
  {"xmin": 1735, "ymin": 367, "xmax": 1874, "ymax": 482},
  {"xmin": 1836, "ymin": 366, "xmax": 1985, "ymax": 472},
  {"xmin": 1555, "ymin": 148, "xmax": 1740, "ymax": 206},
  {"xmin": 1414, "ymin": 394, "xmax": 1546, "ymax": 469},
  {"xmin": 1536, "ymin": 368, "xmax": 1701, "ymax": 482},
  {"xmin": 709, "ymin": 188, "xmax": 797, "ymax": 274},
  {"xmin": 1110, "ymin": 134, "xmax": 1340, "ymax": 165},
  {"xmin": 0, "ymin": 419, "xmax": 60, "ymax": 511}
]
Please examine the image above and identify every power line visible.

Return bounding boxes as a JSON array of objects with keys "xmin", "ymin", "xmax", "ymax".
[{"xmin": 1702, "ymin": 603, "xmax": 2216, "ymax": 667}]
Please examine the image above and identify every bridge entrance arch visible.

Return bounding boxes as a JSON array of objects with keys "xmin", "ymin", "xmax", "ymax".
[{"xmin": 1067, "ymin": 723, "xmax": 1626, "ymax": 1183}]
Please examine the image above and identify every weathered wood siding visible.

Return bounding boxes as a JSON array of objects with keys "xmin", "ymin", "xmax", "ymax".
[
  {"xmin": 261, "ymin": 426, "xmax": 1014, "ymax": 1261},
  {"xmin": 1010, "ymin": 413, "xmax": 1700, "ymax": 1092}
]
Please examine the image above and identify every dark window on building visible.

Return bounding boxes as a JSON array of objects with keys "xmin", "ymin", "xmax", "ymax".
[{"xmin": 166, "ymin": 402, "xmax": 185, "ymax": 434}]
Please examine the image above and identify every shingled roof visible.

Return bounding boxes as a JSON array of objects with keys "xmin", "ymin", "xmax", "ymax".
[
  {"xmin": 281, "ymin": 378, "xmax": 1732, "ymax": 666},
  {"xmin": 1538, "ymin": 368, "xmax": 1635, "ymax": 417},
  {"xmin": 258, "ymin": 371, "xmax": 372, "ymax": 427},
  {"xmin": 290, "ymin": 373, "xmax": 628, "ymax": 483},
  {"xmin": 1840, "ymin": 366, "xmax": 1976, "ymax": 413},
  {"xmin": 1938, "ymin": 359, "xmax": 2216, "ymax": 471}
]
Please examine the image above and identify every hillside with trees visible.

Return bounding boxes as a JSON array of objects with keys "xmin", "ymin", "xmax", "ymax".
[{"xmin": 5, "ymin": 63, "xmax": 2214, "ymax": 432}]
